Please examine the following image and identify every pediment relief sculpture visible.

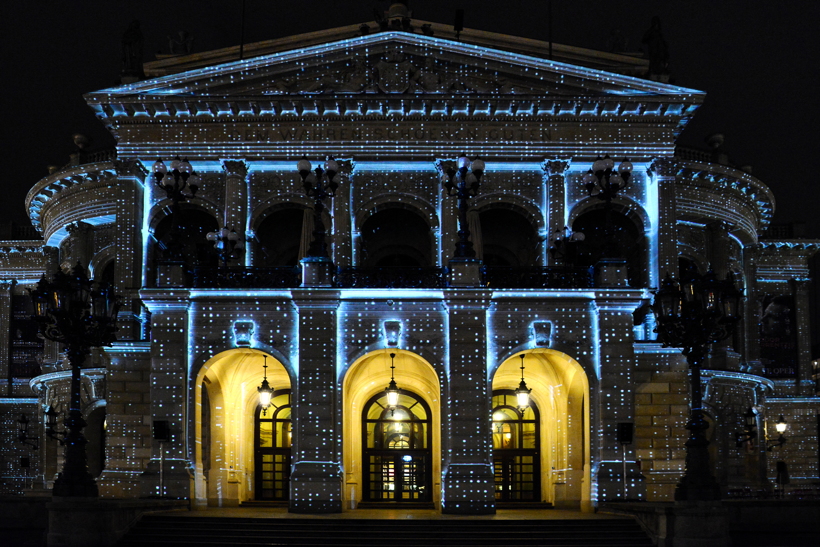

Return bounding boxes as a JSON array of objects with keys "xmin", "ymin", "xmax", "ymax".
[{"xmin": 254, "ymin": 50, "xmax": 540, "ymax": 96}]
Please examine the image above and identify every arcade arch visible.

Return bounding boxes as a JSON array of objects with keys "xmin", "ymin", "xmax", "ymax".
[
  {"xmin": 342, "ymin": 350, "xmax": 441, "ymax": 508},
  {"xmin": 491, "ymin": 349, "xmax": 590, "ymax": 509},
  {"xmin": 194, "ymin": 348, "xmax": 292, "ymax": 506}
]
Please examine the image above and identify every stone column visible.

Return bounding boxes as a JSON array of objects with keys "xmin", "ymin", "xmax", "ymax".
[
  {"xmin": 793, "ymin": 279, "xmax": 814, "ymax": 396},
  {"xmin": 649, "ymin": 159, "xmax": 678, "ymax": 284},
  {"xmin": 596, "ymin": 296, "xmax": 646, "ymax": 502},
  {"xmin": 290, "ymin": 290, "xmax": 342, "ymax": 513},
  {"xmin": 221, "ymin": 159, "xmax": 249, "ymax": 266},
  {"xmin": 140, "ymin": 295, "xmax": 192, "ymax": 498},
  {"xmin": 442, "ymin": 290, "xmax": 494, "ymax": 514},
  {"xmin": 543, "ymin": 158, "xmax": 571, "ymax": 266},
  {"xmin": 113, "ymin": 160, "xmax": 146, "ymax": 340},
  {"xmin": 98, "ymin": 342, "xmax": 152, "ymax": 498},
  {"xmin": 0, "ymin": 280, "xmax": 13, "ymax": 393},
  {"xmin": 331, "ymin": 160, "xmax": 353, "ymax": 268}
]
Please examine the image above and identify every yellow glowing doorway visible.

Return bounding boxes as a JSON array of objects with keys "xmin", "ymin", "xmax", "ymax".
[
  {"xmin": 492, "ymin": 349, "xmax": 590, "ymax": 510},
  {"xmin": 194, "ymin": 348, "xmax": 292, "ymax": 507}
]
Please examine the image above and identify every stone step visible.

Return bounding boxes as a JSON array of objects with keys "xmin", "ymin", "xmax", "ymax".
[{"xmin": 117, "ymin": 515, "xmax": 653, "ymax": 546}]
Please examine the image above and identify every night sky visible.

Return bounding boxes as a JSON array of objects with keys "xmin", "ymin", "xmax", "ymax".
[{"xmin": 6, "ymin": 1, "xmax": 819, "ymax": 236}]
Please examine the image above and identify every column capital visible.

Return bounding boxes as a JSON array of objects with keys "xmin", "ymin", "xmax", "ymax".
[
  {"xmin": 114, "ymin": 159, "xmax": 147, "ymax": 179},
  {"xmin": 541, "ymin": 158, "xmax": 571, "ymax": 177},
  {"xmin": 648, "ymin": 157, "xmax": 678, "ymax": 177},
  {"xmin": 221, "ymin": 158, "xmax": 250, "ymax": 178}
]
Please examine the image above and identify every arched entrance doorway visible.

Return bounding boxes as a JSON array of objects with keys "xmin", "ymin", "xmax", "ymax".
[
  {"xmin": 492, "ymin": 349, "xmax": 590, "ymax": 509},
  {"xmin": 491, "ymin": 390, "xmax": 540, "ymax": 502},
  {"xmin": 194, "ymin": 348, "xmax": 292, "ymax": 506},
  {"xmin": 343, "ymin": 350, "xmax": 440, "ymax": 509},
  {"xmin": 362, "ymin": 389, "xmax": 432, "ymax": 502}
]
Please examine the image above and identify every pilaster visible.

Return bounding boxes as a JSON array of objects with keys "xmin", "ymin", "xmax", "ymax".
[
  {"xmin": 0, "ymin": 280, "xmax": 13, "ymax": 391},
  {"xmin": 290, "ymin": 290, "xmax": 342, "ymax": 513},
  {"xmin": 221, "ymin": 159, "xmax": 249, "ymax": 265},
  {"xmin": 793, "ymin": 279, "xmax": 814, "ymax": 396},
  {"xmin": 113, "ymin": 160, "xmax": 147, "ymax": 340},
  {"xmin": 139, "ymin": 294, "xmax": 192, "ymax": 499},
  {"xmin": 596, "ymin": 293, "xmax": 646, "ymax": 502},
  {"xmin": 650, "ymin": 158, "xmax": 678, "ymax": 280},
  {"xmin": 442, "ymin": 290, "xmax": 494, "ymax": 514},
  {"xmin": 331, "ymin": 159, "xmax": 353, "ymax": 267},
  {"xmin": 543, "ymin": 158, "xmax": 571, "ymax": 266},
  {"xmin": 98, "ymin": 342, "xmax": 152, "ymax": 498}
]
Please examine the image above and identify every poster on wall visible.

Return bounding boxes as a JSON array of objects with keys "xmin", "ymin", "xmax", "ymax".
[{"xmin": 758, "ymin": 293, "xmax": 798, "ymax": 379}]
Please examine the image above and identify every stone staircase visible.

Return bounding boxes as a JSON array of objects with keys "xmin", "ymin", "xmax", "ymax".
[{"xmin": 116, "ymin": 514, "xmax": 653, "ymax": 546}]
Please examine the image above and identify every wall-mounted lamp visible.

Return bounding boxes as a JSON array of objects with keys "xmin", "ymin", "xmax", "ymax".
[
  {"xmin": 515, "ymin": 353, "xmax": 532, "ymax": 410},
  {"xmin": 736, "ymin": 407, "xmax": 757, "ymax": 449},
  {"xmin": 16, "ymin": 414, "xmax": 39, "ymax": 450},
  {"xmin": 257, "ymin": 355, "xmax": 274, "ymax": 415},
  {"xmin": 767, "ymin": 415, "xmax": 787, "ymax": 451}
]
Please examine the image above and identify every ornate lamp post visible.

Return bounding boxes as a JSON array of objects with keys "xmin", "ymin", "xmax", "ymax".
[
  {"xmin": 581, "ymin": 155, "xmax": 632, "ymax": 257},
  {"xmin": 444, "ymin": 154, "xmax": 485, "ymax": 258},
  {"xmin": 152, "ymin": 157, "xmax": 199, "ymax": 259},
  {"xmin": 549, "ymin": 226, "xmax": 586, "ymax": 266},
  {"xmin": 206, "ymin": 227, "xmax": 244, "ymax": 267},
  {"xmin": 29, "ymin": 264, "xmax": 121, "ymax": 497},
  {"xmin": 296, "ymin": 156, "xmax": 339, "ymax": 259},
  {"xmin": 652, "ymin": 270, "xmax": 742, "ymax": 501}
]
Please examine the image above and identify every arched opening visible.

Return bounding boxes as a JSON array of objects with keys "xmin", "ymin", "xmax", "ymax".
[
  {"xmin": 492, "ymin": 349, "xmax": 590, "ymax": 509},
  {"xmin": 194, "ymin": 348, "xmax": 292, "ymax": 507},
  {"xmin": 478, "ymin": 208, "xmax": 539, "ymax": 267},
  {"xmin": 360, "ymin": 209, "xmax": 432, "ymax": 267},
  {"xmin": 254, "ymin": 389, "xmax": 292, "ymax": 500},
  {"xmin": 151, "ymin": 208, "xmax": 219, "ymax": 283},
  {"xmin": 572, "ymin": 207, "xmax": 647, "ymax": 287},
  {"xmin": 362, "ymin": 389, "xmax": 432, "ymax": 502},
  {"xmin": 491, "ymin": 390, "xmax": 540, "ymax": 502},
  {"xmin": 255, "ymin": 207, "xmax": 306, "ymax": 266},
  {"xmin": 343, "ymin": 350, "xmax": 440, "ymax": 509}
]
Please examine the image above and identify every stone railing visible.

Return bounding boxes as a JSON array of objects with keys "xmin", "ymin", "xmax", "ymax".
[
  {"xmin": 481, "ymin": 266, "xmax": 594, "ymax": 289},
  {"xmin": 192, "ymin": 266, "xmax": 301, "ymax": 288},
  {"xmin": 335, "ymin": 267, "xmax": 448, "ymax": 288}
]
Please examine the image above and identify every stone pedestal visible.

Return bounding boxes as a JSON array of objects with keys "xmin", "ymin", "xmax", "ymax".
[
  {"xmin": 595, "ymin": 259, "xmax": 629, "ymax": 287},
  {"xmin": 289, "ymin": 461, "xmax": 343, "ymax": 513},
  {"xmin": 155, "ymin": 261, "xmax": 186, "ymax": 287},
  {"xmin": 448, "ymin": 258, "xmax": 482, "ymax": 287},
  {"xmin": 139, "ymin": 458, "xmax": 194, "ymax": 499},
  {"xmin": 300, "ymin": 257, "xmax": 334, "ymax": 287}
]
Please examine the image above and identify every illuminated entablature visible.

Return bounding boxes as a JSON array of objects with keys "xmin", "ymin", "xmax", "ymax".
[
  {"xmin": 86, "ymin": 32, "xmax": 703, "ymax": 161},
  {"xmin": 25, "ymin": 162, "xmax": 119, "ymax": 237},
  {"xmin": 674, "ymin": 161, "xmax": 775, "ymax": 243},
  {"xmin": 754, "ymin": 240, "xmax": 820, "ymax": 283}
]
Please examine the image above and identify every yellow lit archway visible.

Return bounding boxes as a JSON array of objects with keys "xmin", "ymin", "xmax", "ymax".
[
  {"xmin": 194, "ymin": 348, "xmax": 291, "ymax": 506},
  {"xmin": 342, "ymin": 349, "xmax": 441, "ymax": 508},
  {"xmin": 492, "ymin": 349, "xmax": 590, "ymax": 510}
]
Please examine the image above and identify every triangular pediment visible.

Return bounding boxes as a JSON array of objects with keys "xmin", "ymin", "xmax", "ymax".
[{"xmin": 91, "ymin": 31, "xmax": 702, "ymax": 101}]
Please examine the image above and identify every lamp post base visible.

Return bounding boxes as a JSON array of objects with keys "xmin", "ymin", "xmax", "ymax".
[{"xmin": 52, "ymin": 472, "xmax": 99, "ymax": 498}]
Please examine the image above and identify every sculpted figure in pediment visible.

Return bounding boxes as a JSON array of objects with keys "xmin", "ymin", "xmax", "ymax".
[{"xmin": 374, "ymin": 51, "xmax": 416, "ymax": 93}]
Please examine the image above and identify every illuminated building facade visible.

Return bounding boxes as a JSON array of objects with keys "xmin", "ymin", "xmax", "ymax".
[{"xmin": 1, "ymin": 19, "xmax": 818, "ymax": 514}]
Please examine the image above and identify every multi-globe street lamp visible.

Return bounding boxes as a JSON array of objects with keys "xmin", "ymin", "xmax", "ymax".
[
  {"xmin": 444, "ymin": 154, "xmax": 485, "ymax": 259},
  {"xmin": 652, "ymin": 270, "xmax": 742, "ymax": 501},
  {"xmin": 30, "ymin": 263, "xmax": 121, "ymax": 497},
  {"xmin": 297, "ymin": 156, "xmax": 340, "ymax": 259}
]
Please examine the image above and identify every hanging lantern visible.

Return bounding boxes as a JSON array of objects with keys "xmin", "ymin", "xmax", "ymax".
[
  {"xmin": 385, "ymin": 352, "xmax": 400, "ymax": 414},
  {"xmin": 775, "ymin": 415, "xmax": 787, "ymax": 434},
  {"xmin": 515, "ymin": 353, "xmax": 532, "ymax": 410},
  {"xmin": 257, "ymin": 355, "xmax": 274, "ymax": 415}
]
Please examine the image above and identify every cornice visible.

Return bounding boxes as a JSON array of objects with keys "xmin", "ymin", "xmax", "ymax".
[
  {"xmin": 675, "ymin": 161, "xmax": 775, "ymax": 231},
  {"xmin": 25, "ymin": 162, "xmax": 118, "ymax": 233},
  {"xmin": 88, "ymin": 95, "xmax": 698, "ymax": 123}
]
